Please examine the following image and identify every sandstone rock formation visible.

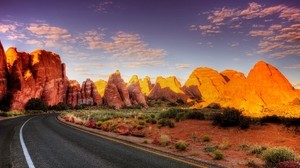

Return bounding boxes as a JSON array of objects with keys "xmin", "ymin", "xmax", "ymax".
[
  {"xmin": 81, "ymin": 78, "xmax": 102, "ymax": 105},
  {"xmin": 94, "ymin": 79, "xmax": 107, "ymax": 97},
  {"xmin": 183, "ymin": 67, "xmax": 226, "ymax": 102},
  {"xmin": 4, "ymin": 47, "xmax": 68, "ymax": 110},
  {"xmin": 0, "ymin": 41, "xmax": 7, "ymax": 100},
  {"xmin": 139, "ymin": 76, "xmax": 152, "ymax": 96},
  {"xmin": 66, "ymin": 79, "xmax": 102, "ymax": 107},
  {"xmin": 148, "ymin": 76, "xmax": 188, "ymax": 103},
  {"xmin": 186, "ymin": 61, "xmax": 300, "ymax": 116},
  {"xmin": 66, "ymin": 80, "xmax": 81, "ymax": 107},
  {"xmin": 103, "ymin": 70, "xmax": 132, "ymax": 109},
  {"xmin": 127, "ymin": 75, "xmax": 148, "ymax": 107}
]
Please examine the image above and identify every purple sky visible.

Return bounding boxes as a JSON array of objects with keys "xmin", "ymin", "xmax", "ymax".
[{"xmin": 0, "ymin": 0, "xmax": 299, "ymax": 88}]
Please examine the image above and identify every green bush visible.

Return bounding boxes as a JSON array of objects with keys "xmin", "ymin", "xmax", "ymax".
[
  {"xmin": 25, "ymin": 98, "xmax": 48, "ymax": 112},
  {"xmin": 202, "ymin": 135, "xmax": 211, "ymax": 142},
  {"xmin": 159, "ymin": 134, "xmax": 171, "ymax": 146},
  {"xmin": 212, "ymin": 108, "xmax": 250, "ymax": 129},
  {"xmin": 249, "ymin": 145, "xmax": 268, "ymax": 155},
  {"xmin": 214, "ymin": 150, "xmax": 224, "ymax": 160},
  {"xmin": 158, "ymin": 118, "xmax": 175, "ymax": 128},
  {"xmin": 0, "ymin": 93, "xmax": 13, "ymax": 112},
  {"xmin": 49, "ymin": 102, "xmax": 71, "ymax": 111},
  {"xmin": 174, "ymin": 140, "xmax": 188, "ymax": 151},
  {"xmin": 204, "ymin": 146, "xmax": 218, "ymax": 152},
  {"xmin": 262, "ymin": 147, "xmax": 299, "ymax": 167}
]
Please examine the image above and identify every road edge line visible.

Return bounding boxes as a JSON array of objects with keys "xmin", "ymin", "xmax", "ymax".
[
  {"xmin": 19, "ymin": 116, "xmax": 36, "ymax": 168},
  {"xmin": 56, "ymin": 115, "xmax": 224, "ymax": 168}
]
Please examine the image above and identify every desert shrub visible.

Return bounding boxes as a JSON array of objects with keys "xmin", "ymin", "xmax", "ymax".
[
  {"xmin": 138, "ymin": 120, "xmax": 146, "ymax": 126},
  {"xmin": 207, "ymin": 103, "xmax": 221, "ymax": 109},
  {"xmin": 283, "ymin": 117, "xmax": 300, "ymax": 127},
  {"xmin": 49, "ymin": 102, "xmax": 71, "ymax": 111},
  {"xmin": 214, "ymin": 150, "xmax": 224, "ymax": 160},
  {"xmin": 212, "ymin": 108, "xmax": 250, "ymax": 129},
  {"xmin": 262, "ymin": 147, "xmax": 299, "ymax": 167},
  {"xmin": 202, "ymin": 135, "xmax": 211, "ymax": 142},
  {"xmin": 74, "ymin": 104, "xmax": 86, "ymax": 110},
  {"xmin": 168, "ymin": 102, "xmax": 178, "ymax": 107},
  {"xmin": 146, "ymin": 118, "xmax": 157, "ymax": 124},
  {"xmin": 158, "ymin": 118, "xmax": 175, "ymax": 128},
  {"xmin": 218, "ymin": 139, "xmax": 231, "ymax": 150},
  {"xmin": 0, "ymin": 93, "xmax": 13, "ymax": 112},
  {"xmin": 159, "ymin": 134, "xmax": 171, "ymax": 146},
  {"xmin": 249, "ymin": 145, "xmax": 268, "ymax": 155},
  {"xmin": 204, "ymin": 146, "xmax": 218, "ymax": 152},
  {"xmin": 261, "ymin": 115, "xmax": 282, "ymax": 124},
  {"xmin": 25, "ymin": 98, "xmax": 48, "ymax": 112},
  {"xmin": 184, "ymin": 111, "xmax": 205, "ymax": 120},
  {"xmin": 174, "ymin": 140, "xmax": 188, "ymax": 151}
]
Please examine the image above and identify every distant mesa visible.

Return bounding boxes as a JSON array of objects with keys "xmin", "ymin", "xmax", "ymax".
[{"xmin": 0, "ymin": 41, "xmax": 299, "ymax": 117}]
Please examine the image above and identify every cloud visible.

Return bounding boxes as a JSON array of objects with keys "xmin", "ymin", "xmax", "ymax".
[
  {"xmin": 175, "ymin": 64, "xmax": 190, "ymax": 70},
  {"xmin": 294, "ymin": 83, "xmax": 300, "ymax": 89},
  {"xmin": 123, "ymin": 61, "xmax": 164, "ymax": 68},
  {"xmin": 194, "ymin": 2, "xmax": 300, "ymax": 58},
  {"xmin": 249, "ymin": 30, "xmax": 273, "ymax": 37},
  {"xmin": 0, "ymin": 24, "xmax": 16, "ymax": 33},
  {"xmin": 229, "ymin": 42, "xmax": 239, "ymax": 47},
  {"xmin": 284, "ymin": 64, "xmax": 300, "ymax": 69},
  {"xmin": 82, "ymin": 30, "xmax": 166, "ymax": 61},
  {"xmin": 93, "ymin": 0, "xmax": 113, "ymax": 13}
]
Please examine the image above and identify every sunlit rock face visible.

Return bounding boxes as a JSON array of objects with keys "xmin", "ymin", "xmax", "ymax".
[
  {"xmin": 0, "ymin": 41, "xmax": 7, "ymax": 100},
  {"xmin": 148, "ymin": 76, "xmax": 188, "ymax": 103},
  {"xmin": 139, "ymin": 76, "xmax": 152, "ymax": 96},
  {"xmin": 183, "ymin": 67, "xmax": 226, "ymax": 102},
  {"xmin": 5, "ymin": 48, "xmax": 68, "ymax": 110},
  {"xmin": 241, "ymin": 61, "xmax": 300, "ymax": 114},
  {"xmin": 187, "ymin": 61, "xmax": 300, "ymax": 117},
  {"xmin": 81, "ymin": 78, "xmax": 102, "ymax": 105},
  {"xmin": 103, "ymin": 70, "xmax": 132, "ymax": 109},
  {"xmin": 67, "ymin": 80, "xmax": 81, "ymax": 107},
  {"xmin": 127, "ymin": 75, "xmax": 148, "ymax": 107},
  {"xmin": 94, "ymin": 79, "xmax": 107, "ymax": 97},
  {"xmin": 66, "ymin": 79, "xmax": 102, "ymax": 107}
]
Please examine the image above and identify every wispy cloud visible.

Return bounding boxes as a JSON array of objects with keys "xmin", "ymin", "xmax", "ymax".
[
  {"xmin": 284, "ymin": 64, "xmax": 300, "ymax": 69},
  {"xmin": 0, "ymin": 24, "xmax": 16, "ymax": 33},
  {"xmin": 82, "ymin": 30, "xmax": 167, "ymax": 62},
  {"xmin": 123, "ymin": 61, "xmax": 164, "ymax": 68},
  {"xmin": 175, "ymin": 64, "xmax": 190, "ymax": 70},
  {"xmin": 92, "ymin": 0, "xmax": 113, "ymax": 13},
  {"xmin": 193, "ymin": 2, "xmax": 300, "ymax": 58}
]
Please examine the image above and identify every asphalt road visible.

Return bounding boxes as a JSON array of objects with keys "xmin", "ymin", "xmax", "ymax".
[{"xmin": 0, "ymin": 114, "xmax": 202, "ymax": 168}]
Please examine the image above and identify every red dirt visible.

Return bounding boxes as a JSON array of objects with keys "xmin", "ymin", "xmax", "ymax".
[{"xmin": 144, "ymin": 120, "xmax": 300, "ymax": 167}]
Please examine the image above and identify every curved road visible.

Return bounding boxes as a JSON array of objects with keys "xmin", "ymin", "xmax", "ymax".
[{"xmin": 0, "ymin": 114, "xmax": 204, "ymax": 168}]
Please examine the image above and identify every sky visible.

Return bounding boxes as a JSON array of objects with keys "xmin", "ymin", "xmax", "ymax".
[{"xmin": 0, "ymin": 0, "xmax": 300, "ymax": 88}]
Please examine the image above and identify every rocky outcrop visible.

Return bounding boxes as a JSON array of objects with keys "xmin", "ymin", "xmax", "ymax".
[
  {"xmin": 127, "ymin": 75, "xmax": 148, "ymax": 107},
  {"xmin": 240, "ymin": 61, "xmax": 300, "ymax": 113},
  {"xmin": 5, "ymin": 48, "xmax": 68, "ymax": 110},
  {"xmin": 66, "ymin": 79, "xmax": 102, "ymax": 107},
  {"xmin": 139, "ymin": 76, "xmax": 152, "ymax": 96},
  {"xmin": 94, "ymin": 79, "xmax": 107, "ymax": 97},
  {"xmin": 183, "ymin": 67, "xmax": 226, "ymax": 102},
  {"xmin": 148, "ymin": 76, "xmax": 188, "ymax": 103},
  {"xmin": 103, "ymin": 70, "xmax": 132, "ymax": 109},
  {"xmin": 0, "ymin": 41, "xmax": 7, "ymax": 100},
  {"xmin": 66, "ymin": 80, "xmax": 81, "ymax": 107},
  {"xmin": 81, "ymin": 78, "xmax": 102, "ymax": 105}
]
